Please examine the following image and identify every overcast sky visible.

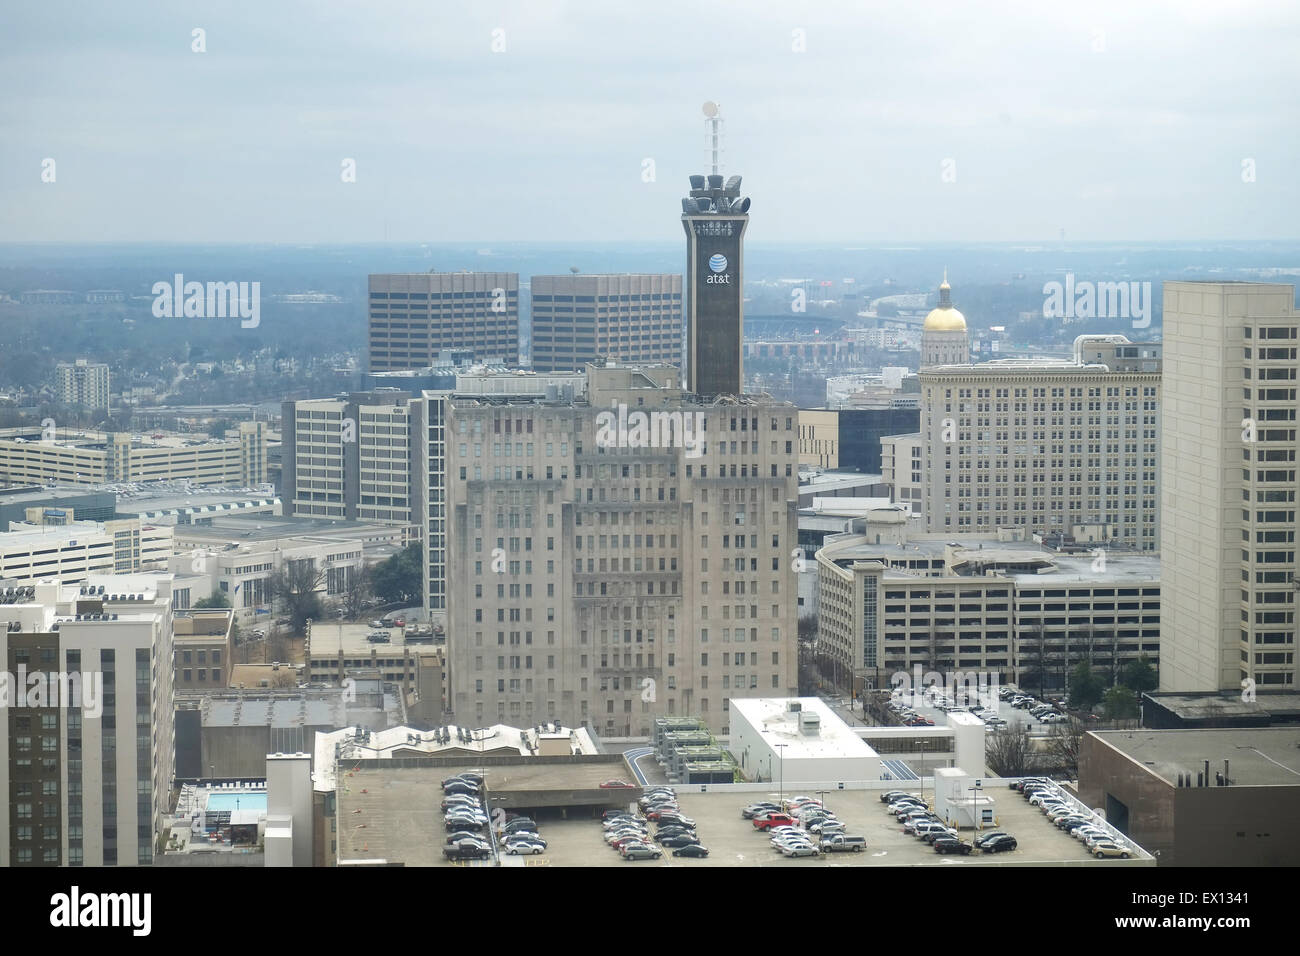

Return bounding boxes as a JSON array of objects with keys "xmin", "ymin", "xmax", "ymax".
[{"xmin": 2, "ymin": 0, "xmax": 1297, "ymax": 243}]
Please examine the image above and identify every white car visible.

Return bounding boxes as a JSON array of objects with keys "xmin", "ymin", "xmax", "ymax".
[
  {"xmin": 779, "ymin": 843, "xmax": 821, "ymax": 858},
  {"xmin": 1040, "ymin": 713, "xmax": 1068, "ymax": 723},
  {"xmin": 506, "ymin": 840, "xmax": 546, "ymax": 856}
]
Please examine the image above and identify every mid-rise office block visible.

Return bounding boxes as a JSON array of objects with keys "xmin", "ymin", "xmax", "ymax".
[
  {"xmin": 920, "ymin": 335, "xmax": 1162, "ymax": 550},
  {"xmin": 54, "ymin": 360, "xmax": 111, "ymax": 412},
  {"xmin": 0, "ymin": 575, "xmax": 177, "ymax": 866},
  {"xmin": 282, "ymin": 391, "xmax": 415, "ymax": 525},
  {"xmin": 1161, "ymin": 281, "xmax": 1298, "ymax": 694},
  {"xmin": 367, "ymin": 272, "xmax": 520, "ymax": 372},
  {"xmin": 530, "ymin": 274, "xmax": 683, "ymax": 372}
]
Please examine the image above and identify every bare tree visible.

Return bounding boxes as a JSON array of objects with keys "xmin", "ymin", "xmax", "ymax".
[
  {"xmin": 268, "ymin": 558, "xmax": 327, "ymax": 635},
  {"xmin": 1044, "ymin": 718, "xmax": 1087, "ymax": 775},
  {"xmin": 340, "ymin": 566, "xmax": 372, "ymax": 621},
  {"xmin": 986, "ymin": 725, "xmax": 1037, "ymax": 777}
]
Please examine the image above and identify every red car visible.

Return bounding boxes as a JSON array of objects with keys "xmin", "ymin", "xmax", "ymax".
[
  {"xmin": 394, "ymin": 618, "xmax": 405, "ymax": 628},
  {"xmin": 600, "ymin": 780, "xmax": 635, "ymax": 789},
  {"xmin": 753, "ymin": 813, "xmax": 796, "ymax": 831}
]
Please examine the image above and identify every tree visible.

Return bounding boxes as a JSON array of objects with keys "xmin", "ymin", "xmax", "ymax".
[
  {"xmin": 195, "ymin": 591, "xmax": 231, "ymax": 609},
  {"xmin": 371, "ymin": 544, "xmax": 423, "ymax": 605},
  {"xmin": 268, "ymin": 558, "xmax": 326, "ymax": 633},
  {"xmin": 1103, "ymin": 685, "xmax": 1139, "ymax": 720},
  {"xmin": 1067, "ymin": 662, "xmax": 1106, "ymax": 711},
  {"xmin": 339, "ymin": 566, "xmax": 372, "ymax": 621},
  {"xmin": 1120, "ymin": 654, "xmax": 1158, "ymax": 694},
  {"xmin": 1044, "ymin": 718, "xmax": 1086, "ymax": 775},
  {"xmin": 986, "ymin": 726, "xmax": 1036, "ymax": 777}
]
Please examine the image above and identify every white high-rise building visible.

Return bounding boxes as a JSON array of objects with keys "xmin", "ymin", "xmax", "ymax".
[
  {"xmin": 1161, "ymin": 281, "xmax": 1298, "ymax": 693},
  {"xmin": 55, "ymin": 359, "xmax": 111, "ymax": 412}
]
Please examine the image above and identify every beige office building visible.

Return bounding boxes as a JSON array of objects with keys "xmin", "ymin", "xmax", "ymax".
[
  {"xmin": 0, "ymin": 423, "xmax": 266, "ymax": 488},
  {"xmin": 530, "ymin": 274, "xmax": 683, "ymax": 372},
  {"xmin": 919, "ymin": 336, "xmax": 1161, "ymax": 550},
  {"xmin": 368, "ymin": 272, "xmax": 520, "ymax": 372},
  {"xmin": 443, "ymin": 364, "xmax": 800, "ymax": 736},
  {"xmin": 1161, "ymin": 281, "xmax": 1298, "ymax": 694}
]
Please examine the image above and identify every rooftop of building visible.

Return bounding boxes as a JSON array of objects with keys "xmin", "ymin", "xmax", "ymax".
[
  {"xmin": 174, "ymin": 513, "xmax": 403, "ymax": 543},
  {"xmin": 1, "ymin": 518, "xmax": 165, "ymax": 543},
  {"xmin": 0, "ymin": 426, "xmax": 251, "ymax": 450},
  {"xmin": 1091, "ymin": 728, "xmax": 1300, "ymax": 787},
  {"xmin": 798, "ymin": 470, "xmax": 887, "ymax": 490},
  {"xmin": 824, "ymin": 533, "xmax": 1160, "ymax": 585},
  {"xmin": 308, "ymin": 623, "xmax": 446, "ymax": 657},
  {"xmin": 730, "ymin": 697, "xmax": 880, "ymax": 761},
  {"xmin": 1141, "ymin": 691, "xmax": 1300, "ymax": 721},
  {"xmin": 315, "ymin": 722, "xmax": 601, "ymax": 793},
  {"xmin": 191, "ymin": 692, "xmax": 347, "ymax": 729}
]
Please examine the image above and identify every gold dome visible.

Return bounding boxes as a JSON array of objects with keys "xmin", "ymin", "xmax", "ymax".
[
  {"xmin": 924, "ymin": 269, "xmax": 965, "ymax": 330},
  {"xmin": 924, "ymin": 306, "xmax": 966, "ymax": 331}
]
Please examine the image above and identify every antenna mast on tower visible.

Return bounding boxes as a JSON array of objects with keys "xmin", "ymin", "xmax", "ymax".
[{"xmin": 703, "ymin": 101, "xmax": 723, "ymax": 176}]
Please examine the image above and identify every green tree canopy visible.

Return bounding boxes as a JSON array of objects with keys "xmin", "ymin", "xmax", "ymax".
[
  {"xmin": 1104, "ymin": 685, "xmax": 1139, "ymax": 720},
  {"xmin": 1120, "ymin": 654, "xmax": 1158, "ymax": 693},
  {"xmin": 371, "ymin": 544, "xmax": 423, "ymax": 605},
  {"xmin": 1067, "ymin": 662, "xmax": 1106, "ymax": 711}
]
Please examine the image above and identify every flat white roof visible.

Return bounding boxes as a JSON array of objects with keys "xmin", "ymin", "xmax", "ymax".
[{"xmin": 731, "ymin": 697, "xmax": 879, "ymax": 761}]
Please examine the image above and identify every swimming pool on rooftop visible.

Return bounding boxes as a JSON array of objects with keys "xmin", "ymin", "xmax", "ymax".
[{"xmin": 206, "ymin": 792, "xmax": 267, "ymax": 812}]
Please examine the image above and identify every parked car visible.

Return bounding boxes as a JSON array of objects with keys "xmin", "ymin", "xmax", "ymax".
[
  {"xmin": 881, "ymin": 791, "xmax": 918, "ymax": 804},
  {"xmin": 369, "ymin": 620, "xmax": 384, "ymax": 629},
  {"xmin": 445, "ymin": 830, "xmax": 484, "ymax": 845},
  {"xmin": 922, "ymin": 827, "xmax": 961, "ymax": 845},
  {"xmin": 444, "ymin": 843, "xmax": 491, "ymax": 860},
  {"xmin": 600, "ymin": 779, "xmax": 635, "ymax": 789},
  {"xmin": 819, "ymin": 834, "xmax": 867, "ymax": 853},
  {"xmin": 622, "ymin": 845, "xmax": 663, "ymax": 861},
  {"xmin": 779, "ymin": 843, "xmax": 822, "ymax": 858},
  {"xmin": 980, "ymin": 835, "xmax": 1018, "ymax": 853},
  {"xmin": 808, "ymin": 819, "xmax": 846, "ymax": 835},
  {"xmin": 1091, "ymin": 840, "xmax": 1132, "ymax": 859},
  {"xmin": 753, "ymin": 813, "xmax": 796, "ymax": 830},
  {"xmin": 972, "ymin": 830, "xmax": 1010, "ymax": 848},
  {"xmin": 443, "ymin": 772, "xmax": 484, "ymax": 787},
  {"xmin": 505, "ymin": 839, "xmax": 546, "ymax": 856},
  {"xmin": 742, "ymin": 802, "xmax": 782, "ymax": 818},
  {"xmin": 658, "ymin": 833, "xmax": 701, "ymax": 848},
  {"xmin": 672, "ymin": 844, "xmax": 710, "ymax": 858},
  {"xmin": 933, "ymin": 837, "xmax": 973, "ymax": 855}
]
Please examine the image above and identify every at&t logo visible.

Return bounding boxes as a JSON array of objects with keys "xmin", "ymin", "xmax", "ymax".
[{"xmin": 706, "ymin": 252, "xmax": 731, "ymax": 284}]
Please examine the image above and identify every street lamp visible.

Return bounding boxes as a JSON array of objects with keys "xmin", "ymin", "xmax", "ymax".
[{"xmin": 775, "ymin": 743, "xmax": 788, "ymax": 806}]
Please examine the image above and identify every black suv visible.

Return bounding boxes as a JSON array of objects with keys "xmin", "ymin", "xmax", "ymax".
[
  {"xmin": 981, "ymin": 835, "xmax": 1018, "ymax": 853},
  {"xmin": 932, "ymin": 837, "xmax": 973, "ymax": 855}
]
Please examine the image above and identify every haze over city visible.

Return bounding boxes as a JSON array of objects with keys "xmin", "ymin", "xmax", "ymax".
[{"xmin": 2, "ymin": 0, "xmax": 1298, "ymax": 243}]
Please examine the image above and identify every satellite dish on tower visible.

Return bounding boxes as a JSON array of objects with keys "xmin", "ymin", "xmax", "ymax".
[{"xmin": 702, "ymin": 101, "xmax": 719, "ymax": 118}]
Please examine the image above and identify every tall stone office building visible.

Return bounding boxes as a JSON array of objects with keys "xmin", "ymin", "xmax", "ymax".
[
  {"xmin": 1161, "ymin": 281, "xmax": 1298, "ymax": 694},
  {"xmin": 441, "ymin": 365, "xmax": 800, "ymax": 736}
]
